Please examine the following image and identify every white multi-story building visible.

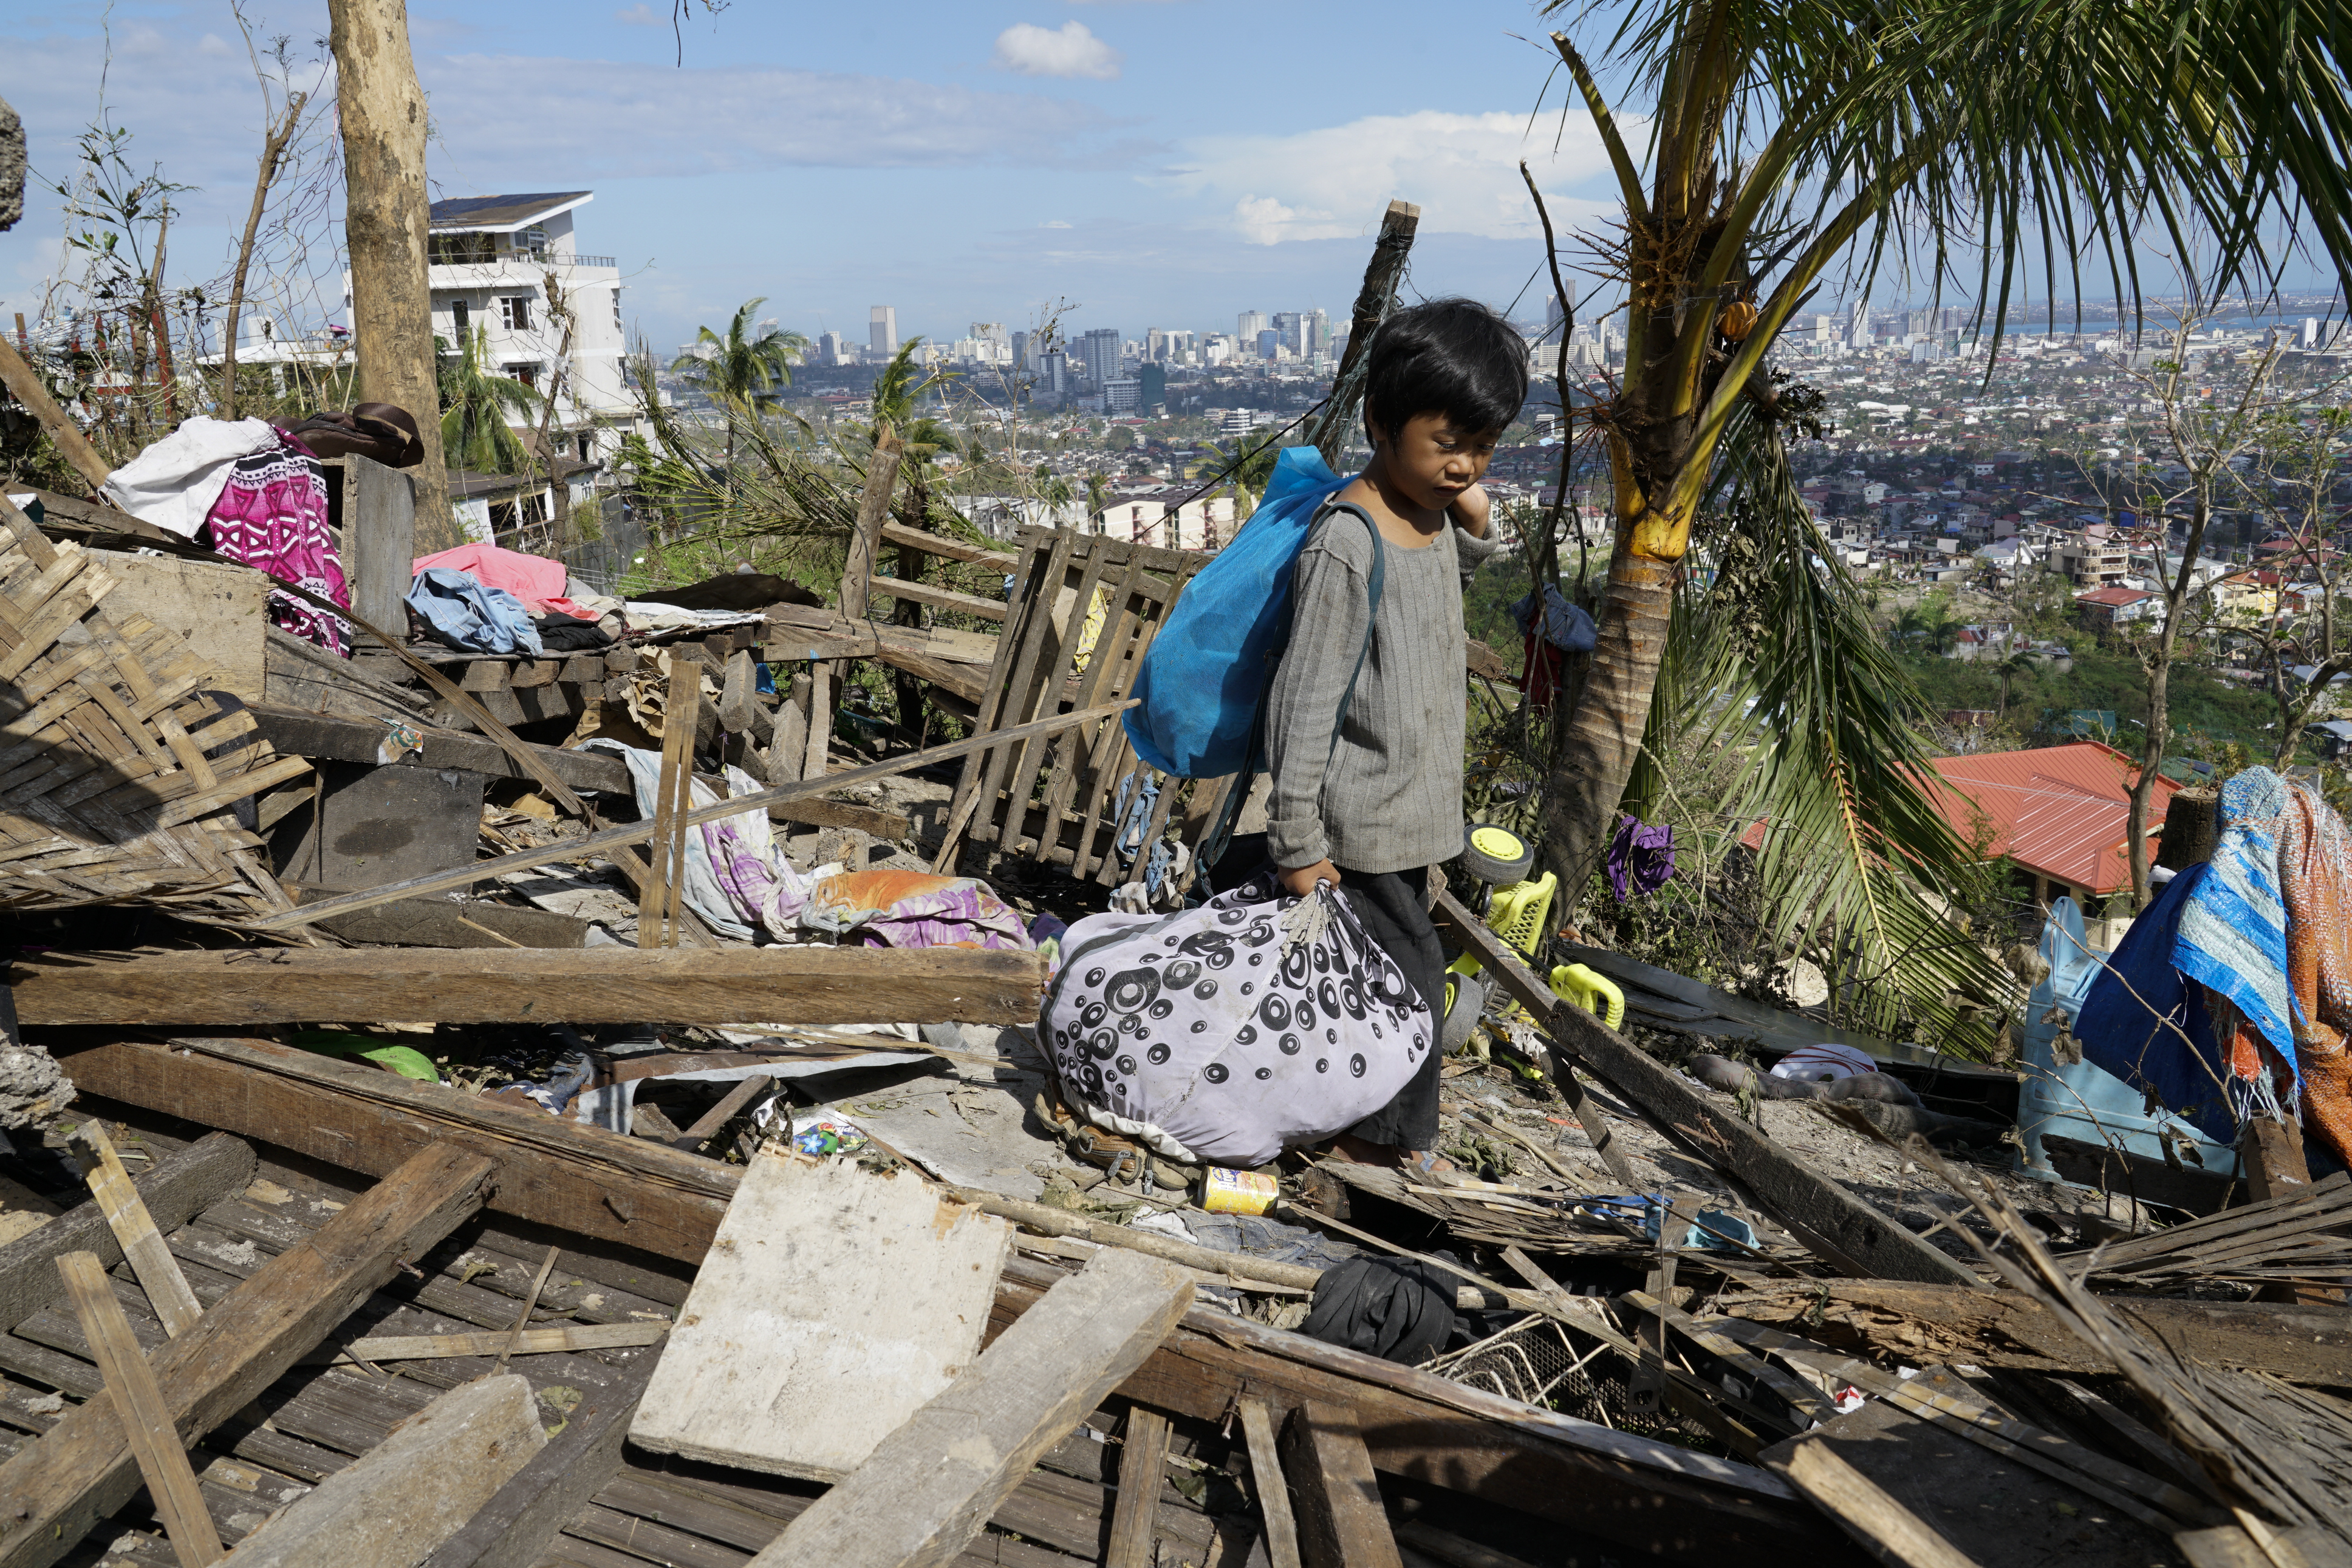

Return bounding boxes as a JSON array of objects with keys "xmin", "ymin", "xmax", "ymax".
[
  {"xmin": 420, "ymin": 191, "xmax": 631, "ymax": 462},
  {"xmin": 870, "ymin": 306, "xmax": 899, "ymax": 356}
]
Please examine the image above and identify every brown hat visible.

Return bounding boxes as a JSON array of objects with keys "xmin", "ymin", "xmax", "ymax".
[{"xmin": 273, "ymin": 403, "xmax": 426, "ymax": 468}]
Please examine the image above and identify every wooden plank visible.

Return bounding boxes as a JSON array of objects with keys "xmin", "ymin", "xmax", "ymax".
[
  {"xmin": 633, "ymin": 1153, "xmax": 1013, "ymax": 1481},
  {"xmin": 418, "ymin": 1377, "xmax": 644, "ymax": 1568},
  {"xmin": 807, "ymin": 433, "xmax": 903, "ymax": 782},
  {"xmin": 217, "ymin": 1373, "xmax": 543, "ymax": 1568},
  {"xmin": 247, "ymin": 697, "xmax": 1137, "ymax": 932},
  {"xmin": 55, "ymin": 1252, "xmax": 223, "ymax": 1567},
  {"xmin": 0, "ymin": 1143, "xmax": 494, "ymax": 1568},
  {"xmin": 878, "ymin": 521, "xmax": 1020, "ymax": 571},
  {"xmin": 1029, "ymin": 553, "xmax": 1142, "ymax": 865},
  {"xmin": 245, "ymin": 703, "xmax": 634, "ymax": 795},
  {"xmin": 964, "ymin": 528, "xmax": 1079, "ymax": 852},
  {"xmin": 303, "ymin": 1322, "xmax": 669, "ymax": 1366},
  {"xmin": 1431, "ymin": 887, "xmax": 1975, "ymax": 1286},
  {"xmin": 55, "ymin": 1036, "xmax": 734, "ymax": 1264},
  {"xmin": 766, "ymin": 605, "xmax": 1000, "ymax": 666},
  {"xmin": 871, "ymin": 644, "xmax": 989, "ymax": 708},
  {"xmin": 13, "ymin": 944, "xmax": 1048, "ymax": 1026},
  {"xmin": 1775, "ymin": 1440, "xmax": 1983, "ymax": 1568},
  {"xmin": 73, "ymin": 1124, "xmax": 203, "ymax": 1338},
  {"xmin": 0, "ymin": 1133, "xmax": 254, "ymax": 1334},
  {"xmin": 1716, "ymin": 1280, "xmax": 2352, "ymax": 1386},
  {"xmin": 1240, "ymin": 1399, "xmax": 1304, "ymax": 1568},
  {"xmin": 672, "ymin": 1073, "xmax": 773, "ymax": 1152},
  {"xmin": 749, "ymin": 1248, "xmax": 1194, "ymax": 1568},
  {"xmin": 639, "ymin": 664, "xmax": 697, "ymax": 948},
  {"xmin": 1280, "ymin": 1401, "xmax": 1403, "ymax": 1568},
  {"xmin": 344, "ymin": 454, "xmax": 415, "ymax": 635},
  {"xmin": 866, "ymin": 575, "xmax": 1009, "ymax": 624},
  {"xmin": 1104, "ymin": 1405, "xmax": 1171, "ymax": 1568},
  {"xmin": 293, "ymin": 890, "xmax": 591, "ymax": 950}
]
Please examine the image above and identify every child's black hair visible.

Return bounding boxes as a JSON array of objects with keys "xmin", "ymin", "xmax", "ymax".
[{"xmin": 1361, "ymin": 298, "xmax": 1528, "ymax": 443}]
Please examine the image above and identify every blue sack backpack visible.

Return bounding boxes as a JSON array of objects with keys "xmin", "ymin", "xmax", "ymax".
[{"xmin": 1123, "ymin": 446, "xmax": 1383, "ymax": 863}]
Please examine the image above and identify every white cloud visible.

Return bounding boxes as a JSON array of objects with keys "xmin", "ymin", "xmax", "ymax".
[
  {"xmin": 614, "ymin": 4, "xmax": 664, "ymax": 24},
  {"xmin": 196, "ymin": 33, "xmax": 235, "ymax": 57},
  {"xmin": 1168, "ymin": 110, "xmax": 1621, "ymax": 245},
  {"xmin": 0, "ymin": 24, "xmax": 1151, "ymax": 213},
  {"xmin": 1041, "ymin": 219, "xmax": 1072, "ymax": 228},
  {"xmin": 992, "ymin": 21, "xmax": 1121, "ymax": 81}
]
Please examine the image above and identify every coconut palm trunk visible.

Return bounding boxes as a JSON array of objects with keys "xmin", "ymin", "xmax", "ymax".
[{"xmin": 1531, "ymin": 0, "xmax": 2352, "ymax": 900}]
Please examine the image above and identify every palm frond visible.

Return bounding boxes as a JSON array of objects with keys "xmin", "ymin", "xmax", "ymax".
[
  {"xmin": 1666, "ymin": 407, "xmax": 2014, "ymax": 1055},
  {"xmin": 1550, "ymin": 0, "xmax": 2352, "ymax": 350}
]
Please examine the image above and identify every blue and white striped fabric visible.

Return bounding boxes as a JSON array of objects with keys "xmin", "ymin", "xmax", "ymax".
[{"xmin": 2174, "ymin": 766, "xmax": 2300, "ymax": 1072}]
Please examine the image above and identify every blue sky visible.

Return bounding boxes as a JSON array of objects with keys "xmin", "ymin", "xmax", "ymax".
[{"xmin": 2, "ymin": 0, "xmax": 1629, "ymax": 353}]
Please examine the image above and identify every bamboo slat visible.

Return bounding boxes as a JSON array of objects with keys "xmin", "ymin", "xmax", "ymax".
[{"xmin": 0, "ymin": 499, "xmax": 299, "ymax": 915}]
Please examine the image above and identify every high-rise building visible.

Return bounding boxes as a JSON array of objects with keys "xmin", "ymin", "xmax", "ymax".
[
  {"xmin": 1077, "ymin": 327, "xmax": 1122, "ymax": 386},
  {"xmin": 816, "ymin": 330, "xmax": 847, "ymax": 366},
  {"xmin": 1011, "ymin": 330, "xmax": 1030, "ymax": 369},
  {"xmin": 1273, "ymin": 312, "xmax": 1305, "ymax": 356},
  {"xmin": 1305, "ymin": 308, "xmax": 1329, "ymax": 357},
  {"xmin": 1039, "ymin": 350, "xmax": 1068, "ymax": 395},
  {"xmin": 1845, "ymin": 299, "xmax": 1871, "ymax": 349},
  {"xmin": 2302, "ymin": 317, "xmax": 2325, "ymax": 350},
  {"xmin": 1237, "ymin": 310, "xmax": 1269, "ymax": 344},
  {"xmin": 1257, "ymin": 329, "xmax": 1279, "ymax": 360},
  {"xmin": 1139, "ymin": 363, "xmax": 1166, "ymax": 410},
  {"xmin": 869, "ymin": 306, "xmax": 898, "ymax": 355},
  {"xmin": 973, "ymin": 322, "xmax": 1010, "ymax": 353}
]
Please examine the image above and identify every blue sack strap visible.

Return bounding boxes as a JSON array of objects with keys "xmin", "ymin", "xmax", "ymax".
[{"xmin": 1201, "ymin": 502, "xmax": 1385, "ymax": 871}]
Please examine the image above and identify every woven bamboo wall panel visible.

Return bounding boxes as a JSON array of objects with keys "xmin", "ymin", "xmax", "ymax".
[{"xmin": 0, "ymin": 500, "xmax": 303, "ymax": 916}]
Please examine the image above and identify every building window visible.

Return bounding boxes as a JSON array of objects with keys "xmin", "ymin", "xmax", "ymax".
[
  {"xmin": 428, "ymin": 233, "xmax": 494, "ymax": 265},
  {"xmin": 505, "ymin": 362, "xmax": 538, "ymax": 389},
  {"xmin": 451, "ymin": 299, "xmax": 470, "ymax": 337},
  {"xmin": 499, "ymin": 295, "xmax": 533, "ymax": 332},
  {"xmin": 611, "ymin": 288, "xmax": 623, "ymax": 332}
]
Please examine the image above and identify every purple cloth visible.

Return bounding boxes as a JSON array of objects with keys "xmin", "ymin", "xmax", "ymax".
[
  {"xmin": 202, "ymin": 432, "xmax": 351, "ymax": 655},
  {"xmin": 1607, "ymin": 814, "xmax": 1675, "ymax": 901}
]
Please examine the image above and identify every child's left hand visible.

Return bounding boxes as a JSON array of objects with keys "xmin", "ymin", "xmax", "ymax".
[{"xmin": 1449, "ymin": 483, "xmax": 1492, "ymax": 537}]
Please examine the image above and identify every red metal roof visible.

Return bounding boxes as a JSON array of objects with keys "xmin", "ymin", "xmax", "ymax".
[{"xmin": 1920, "ymin": 741, "xmax": 2177, "ymax": 895}]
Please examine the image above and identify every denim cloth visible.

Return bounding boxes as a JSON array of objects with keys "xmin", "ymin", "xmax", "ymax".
[{"xmin": 405, "ymin": 567, "xmax": 544, "ymax": 655}]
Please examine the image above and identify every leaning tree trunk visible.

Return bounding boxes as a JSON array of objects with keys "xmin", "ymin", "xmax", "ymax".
[
  {"xmin": 329, "ymin": 0, "xmax": 456, "ymax": 550},
  {"xmin": 1536, "ymin": 312, "xmax": 1713, "ymax": 899}
]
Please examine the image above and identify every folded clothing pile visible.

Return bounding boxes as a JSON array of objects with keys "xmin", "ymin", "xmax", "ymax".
[{"xmin": 406, "ymin": 543, "xmax": 620, "ymax": 655}]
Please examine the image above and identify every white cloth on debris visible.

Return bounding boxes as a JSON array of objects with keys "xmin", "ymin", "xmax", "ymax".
[
  {"xmin": 100, "ymin": 417, "xmax": 281, "ymax": 538},
  {"xmin": 581, "ymin": 740, "xmax": 812, "ymax": 942},
  {"xmin": 1768, "ymin": 1041, "xmax": 1880, "ymax": 1082}
]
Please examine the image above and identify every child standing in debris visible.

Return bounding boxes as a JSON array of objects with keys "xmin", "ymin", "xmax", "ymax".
[{"xmin": 1267, "ymin": 298, "xmax": 1525, "ymax": 1175}]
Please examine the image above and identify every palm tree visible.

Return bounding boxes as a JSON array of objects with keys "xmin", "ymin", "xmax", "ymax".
[
  {"xmin": 1989, "ymin": 647, "xmax": 2040, "ymax": 717},
  {"xmin": 1083, "ymin": 472, "xmax": 1112, "ymax": 533},
  {"xmin": 870, "ymin": 338, "xmax": 949, "ymax": 438},
  {"xmin": 671, "ymin": 298, "xmax": 807, "ymax": 464},
  {"xmin": 1533, "ymin": 0, "xmax": 2352, "ymax": 912},
  {"xmin": 439, "ymin": 325, "xmax": 541, "ymax": 475}
]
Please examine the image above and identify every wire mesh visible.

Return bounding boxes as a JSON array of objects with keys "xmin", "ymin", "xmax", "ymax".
[{"xmin": 1420, "ymin": 1312, "xmax": 1714, "ymax": 1446}]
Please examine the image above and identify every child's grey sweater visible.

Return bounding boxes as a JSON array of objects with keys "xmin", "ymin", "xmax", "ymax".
[{"xmin": 1265, "ymin": 500, "xmax": 1500, "ymax": 874}]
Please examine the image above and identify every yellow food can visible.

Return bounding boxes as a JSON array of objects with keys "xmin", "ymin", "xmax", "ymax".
[{"xmin": 1198, "ymin": 1167, "xmax": 1282, "ymax": 1215}]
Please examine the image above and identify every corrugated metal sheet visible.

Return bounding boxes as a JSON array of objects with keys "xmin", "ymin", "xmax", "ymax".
[{"xmin": 1923, "ymin": 741, "xmax": 2178, "ymax": 895}]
